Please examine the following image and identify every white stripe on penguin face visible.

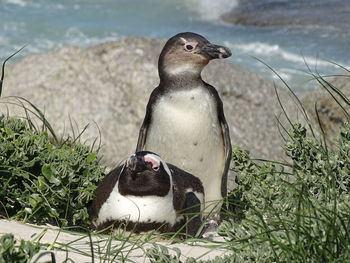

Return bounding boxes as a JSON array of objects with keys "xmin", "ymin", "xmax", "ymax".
[{"xmin": 144, "ymin": 153, "xmax": 172, "ymax": 179}]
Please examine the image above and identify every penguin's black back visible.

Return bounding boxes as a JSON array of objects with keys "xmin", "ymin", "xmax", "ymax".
[{"xmin": 168, "ymin": 163, "xmax": 204, "ymax": 209}]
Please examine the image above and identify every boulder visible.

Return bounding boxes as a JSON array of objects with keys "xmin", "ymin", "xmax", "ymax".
[
  {"xmin": 301, "ymin": 74, "xmax": 350, "ymax": 139},
  {"xmin": 1, "ymin": 37, "xmax": 297, "ymax": 168}
]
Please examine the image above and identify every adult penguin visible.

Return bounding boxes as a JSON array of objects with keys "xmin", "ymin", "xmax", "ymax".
[
  {"xmin": 90, "ymin": 151, "xmax": 204, "ymax": 237},
  {"xmin": 136, "ymin": 32, "xmax": 232, "ymax": 227}
]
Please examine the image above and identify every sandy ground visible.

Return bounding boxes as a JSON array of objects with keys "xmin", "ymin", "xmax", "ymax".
[{"xmin": 0, "ymin": 219, "xmax": 231, "ymax": 262}]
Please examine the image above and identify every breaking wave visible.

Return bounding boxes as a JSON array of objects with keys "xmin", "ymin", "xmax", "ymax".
[
  {"xmin": 3, "ymin": 0, "xmax": 27, "ymax": 7},
  {"xmin": 184, "ymin": 0, "xmax": 238, "ymax": 20}
]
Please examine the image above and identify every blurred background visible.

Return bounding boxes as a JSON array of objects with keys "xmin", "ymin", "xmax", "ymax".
[{"xmin": 1, "ymin": 0, "xmax": 349, "ymax": 93}]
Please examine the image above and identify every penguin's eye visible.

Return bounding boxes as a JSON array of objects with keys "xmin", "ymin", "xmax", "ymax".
[
  {"xmin": 183, "ymin": 41, "xmax": 198, "ymax": 52},
  {"xmin": 184, "ymin": 44, "xmax": 194, "ymax": 51},
  {"xmin": 146, "ymin": 161, "xmax": 160, "ymax": 171}
]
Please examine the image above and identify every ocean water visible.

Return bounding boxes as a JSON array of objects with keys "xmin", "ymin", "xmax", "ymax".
[{"xmin": 1, "ymin": 0, "xmax": 349, "ymax": 93}]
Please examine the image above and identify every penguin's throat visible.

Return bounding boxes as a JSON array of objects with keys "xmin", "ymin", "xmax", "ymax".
[
  {"xmin": 166, "ymin": 64, "xmax": 202, "ymax": 74},
  {"xmin": 161, "ymin": 62, "xmax": 204, "ymax": 79}
]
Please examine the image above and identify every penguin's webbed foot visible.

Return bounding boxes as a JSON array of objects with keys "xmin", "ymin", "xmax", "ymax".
[{"xmin": 201, "ymin": 214, "xmax": 220, "ymax": 240}]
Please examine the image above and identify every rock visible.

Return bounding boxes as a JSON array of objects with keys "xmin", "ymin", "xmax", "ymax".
[
  {"xmin": 221, "ymin": 0, "xmax": 350, "ymax": 29},
  {"xmin": 0, "ymin": 37, "xmax": 297, "ymax": 168},
  {"xmin": 301, "ymin": 74, "xmax": 350, "ymax": 139}
]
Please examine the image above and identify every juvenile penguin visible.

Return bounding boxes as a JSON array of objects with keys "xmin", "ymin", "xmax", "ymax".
[
  {"xmin": 90, "ymin": 151, "xmax": 204, "ymax": 237},
  {"xmin": 136, "ymin": 32, "xmax": 232, "ymax": 224}
]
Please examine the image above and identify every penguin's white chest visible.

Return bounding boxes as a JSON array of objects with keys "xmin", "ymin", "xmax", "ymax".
[
  {"xmin": 144, "ymin": 88, "xmax": 225, "ymax": 203},
  {"xmin": 95, "ymin": 183, "xmax": 177, "ymax": 226}
]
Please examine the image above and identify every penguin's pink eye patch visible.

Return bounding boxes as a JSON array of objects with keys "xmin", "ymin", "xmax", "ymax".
[
  {"xmin": 144, "ymin": 155, "xmax": 160, "ymax": 171},
  {"xmin": 184, "ymin": 41, "xmax": 198, "ymax": 52}
]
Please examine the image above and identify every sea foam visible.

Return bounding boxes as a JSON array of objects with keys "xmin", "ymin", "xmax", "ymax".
[{"xmin": 228, "ymin": 41, "xmax": 336, "ymax": 68}]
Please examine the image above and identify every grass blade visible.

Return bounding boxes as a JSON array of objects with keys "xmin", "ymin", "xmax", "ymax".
[{"xmin": 0, "ymin": 46, "xmax": 25, "ymax": 98}]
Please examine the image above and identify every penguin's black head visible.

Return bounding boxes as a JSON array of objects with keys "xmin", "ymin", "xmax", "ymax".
[
  {"xmin": 158, "ymin": 32, "xmax": 231, "ymax": 78},
  {"xmin": 118, "ymin": 151, "xmax": 172, "ymax": 197}
]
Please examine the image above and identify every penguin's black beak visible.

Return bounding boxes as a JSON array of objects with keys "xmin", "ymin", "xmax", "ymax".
[
  {"xmin": 126, "ymin": 155, "xmax": 145, "ymax": 172},
  {"xmin": 199, "ymin": 43, "xmax": 231, "ymax": 60}
]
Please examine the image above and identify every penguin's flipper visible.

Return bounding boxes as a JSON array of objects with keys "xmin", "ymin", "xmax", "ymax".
[
  {"xmin": 136, "ymin": 88, "xmax": 161, "ymax": 151},
  {"xmin": 205, "ymin": 84, "xmax": 232, "ymax": 198},
  {"xmin": 136, "ymin": 119, "xmax": 148, "ymax": 151},
  {"xmin": 220, "ymin": 120, "xmax": 232, "ymax": 198},
  {"xmin": 183, "ymin": 192, "xmax": 202, "ymax": 237},
  {"xmin": 136, "ymin": 97, "xmax": 152, "ymax": 151}
]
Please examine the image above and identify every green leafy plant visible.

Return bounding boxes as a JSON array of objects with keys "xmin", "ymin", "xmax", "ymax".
[
  {"xmin": 146, "ymin": 245, "xmax": 188, "ymax": 263},
  {"xmin": 220, "ymin": 123, "xmax": 350, "ymax": 262},
  {"xmin": 0, "ymin": 117, "xmax": 105, "ymax": 228},
  {"xmin": 0, "ymin": 234, "xmax": 40, "ymax": 263}
]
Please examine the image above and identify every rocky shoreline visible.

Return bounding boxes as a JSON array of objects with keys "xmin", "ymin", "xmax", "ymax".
[{"xmin": 1, "ymin": 37, "xmax": 346, "ymax": 169}]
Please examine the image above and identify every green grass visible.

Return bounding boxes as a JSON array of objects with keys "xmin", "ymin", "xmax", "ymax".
[{"xmin": 0, "ymin": 52, "xmax": 350, "ymax": 262}]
